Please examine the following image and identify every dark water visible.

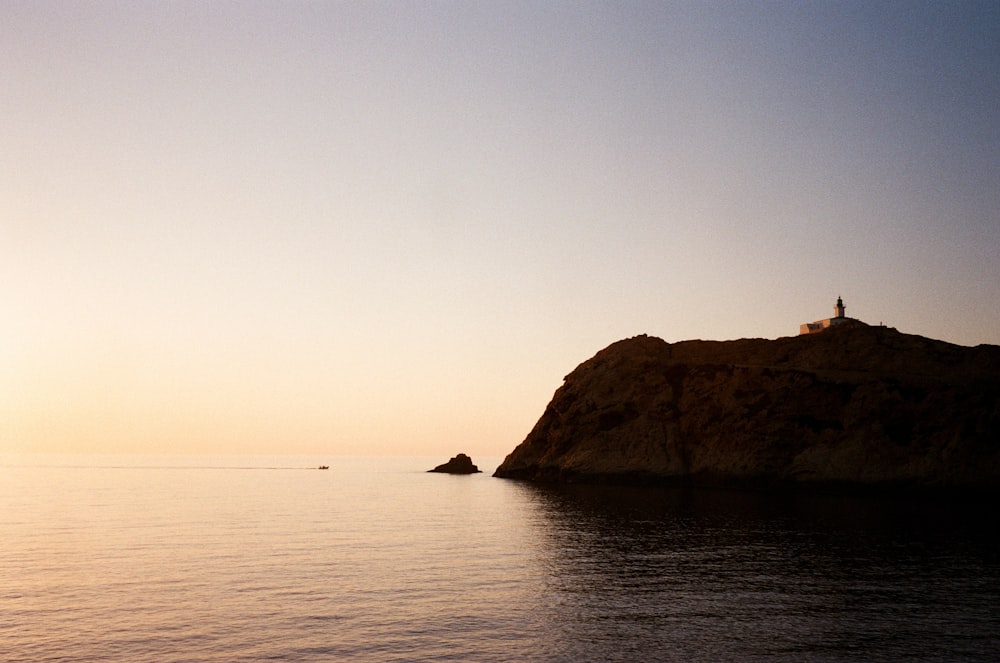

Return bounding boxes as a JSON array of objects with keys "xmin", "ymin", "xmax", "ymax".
[
  {"xmin": 522, "ymin": 483, "xmax": 999, "ymax": 662},
  {"xmin": 1, "ymin": 455, "xmax": 997, "ymax": 661}
]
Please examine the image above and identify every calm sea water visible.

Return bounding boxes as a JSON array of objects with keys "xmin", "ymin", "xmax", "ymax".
[{"xmin": 1, "ymin": 455, "xmax": 997, "ymax": 662}]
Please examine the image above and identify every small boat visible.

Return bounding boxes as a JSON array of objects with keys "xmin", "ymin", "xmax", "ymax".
[{"xmin": 318, "ymin": 465, "xmax": 329, "ymax": 470}]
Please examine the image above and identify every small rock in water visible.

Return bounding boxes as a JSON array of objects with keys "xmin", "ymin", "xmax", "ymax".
[{"xmin": 428, "ymin": 453, "xmax": 481, "ymax": 474}]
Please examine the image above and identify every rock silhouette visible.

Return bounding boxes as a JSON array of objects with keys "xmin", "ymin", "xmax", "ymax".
[
  {"xmin": 494, "ymin": 325, "xmax": 1000, "ymax": 489},
  {"xmin": 429, "ymin": 454, "xmax": 482, "ymax": 474}
]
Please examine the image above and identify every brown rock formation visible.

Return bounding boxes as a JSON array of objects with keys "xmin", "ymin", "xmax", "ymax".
[
  {"xmin": 429, "ymin": 453, "xmax": 482, "ymax": 474},
  {"xmin": 493, "ymin": 325, "xmax": 1000, "ymax": 489}
]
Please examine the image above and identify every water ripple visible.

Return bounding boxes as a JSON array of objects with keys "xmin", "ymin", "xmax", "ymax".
[{"xmin": 1, "ymin": 457, "xmax": 997, "ymax": 661}]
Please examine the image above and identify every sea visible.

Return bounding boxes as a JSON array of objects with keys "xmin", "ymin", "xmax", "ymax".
[{"xmin": 1, "ymin": 454, "xmax": 997, "ymax": 662}]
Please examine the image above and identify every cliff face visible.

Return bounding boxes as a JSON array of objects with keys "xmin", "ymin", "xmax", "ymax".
[{"xmin": 494, "ymin": 326, "xmax": 1000, "ymax": 488}]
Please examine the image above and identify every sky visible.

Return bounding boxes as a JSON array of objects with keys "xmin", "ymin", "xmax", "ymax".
[{"xmin": 3, "ymin": 1, "xmax": 999, "ymax": 457}]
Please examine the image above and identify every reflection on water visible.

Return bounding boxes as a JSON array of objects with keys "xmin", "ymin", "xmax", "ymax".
[
  {"xmin": 1, "ymin": 457, "xmax": 996, "ymax": 662},
  {"xmin": 515, "ymin": 482, "xmax": 1000, "ymax": 662}
]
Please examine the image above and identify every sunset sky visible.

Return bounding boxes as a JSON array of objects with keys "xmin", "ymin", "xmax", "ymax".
[{"xmin": 3, "ymin": 1, "xmax": 998, "ymax": 457}]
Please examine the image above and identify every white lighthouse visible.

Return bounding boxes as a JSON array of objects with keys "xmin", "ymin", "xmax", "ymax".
[{"xmin": 800, "ymin": 296, "xmax": 861, "ymax": 335}]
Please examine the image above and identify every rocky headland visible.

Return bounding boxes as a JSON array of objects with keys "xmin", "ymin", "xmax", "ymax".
[{"xmin": 494, "ymin": 325, "xmax": 1000, "ymax": 489}]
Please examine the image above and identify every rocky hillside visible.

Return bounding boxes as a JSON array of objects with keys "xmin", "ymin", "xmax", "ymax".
[{"xmin": 493, "ymin": 325, "xmax": 1000, "ymax": 488}]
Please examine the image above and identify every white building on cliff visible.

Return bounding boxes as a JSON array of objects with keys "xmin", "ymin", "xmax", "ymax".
[{"xmin": 800, "ymin": 296, "xmax": 864, "ymax": 335}]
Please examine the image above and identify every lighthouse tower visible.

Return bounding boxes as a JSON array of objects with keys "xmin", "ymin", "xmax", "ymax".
[{"xmin": 800, "ymin": 295, "xmax": 861, "ymax": 334}]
